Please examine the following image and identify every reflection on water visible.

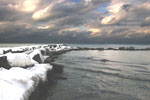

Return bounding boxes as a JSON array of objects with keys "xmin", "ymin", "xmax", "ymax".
[
  {"xmin": 46, "ymin": 50, "xmax": 150, "ymax": 100},
  {"xmin": 69, "ymin": 44, "xmax": 150, "ymax": 49}
]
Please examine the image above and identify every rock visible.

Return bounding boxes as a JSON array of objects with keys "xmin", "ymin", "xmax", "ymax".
[
  {"xmin": 107, "ymin": 47, "xmax": 116, "ymax": 50},
  {"xmin": 119, "ymin": 47, "xmax": 126, "ymax": 50},
  {"xmin": 32, "ymin": 54, "xmax": 42, "ymax": 63},
  {"xmin": 0, "ymin": 56, "xmax": 11, "ymax": 69},
  {"xmin": 100, "ymin": 59, "xmax": 110, "ymax": 62},
  {"xmin": 11, "ymin": 50, "xmax": 24, "ymax": 53},
  {"xmin": 41, "ymin": 50, "xmax": 46, "ymax": 55},
  {"xmin": 32, "ymin": 47, "xmax": 36, "ymax": 50},
  {"xmin": 127, "ymin": 47, "xmax": 135, "ymax": 50},
  {"xmin": 97, "ymin": 48, "xmax": 104, "ymax": 50},
  {"xmin": 45, "ymin": 48, "xmax": 51, "ymax": 54},
  {"xmin": 145, "ymin": 48, "xmax": 150, "ymax": 50},
  {"xmin": 3, "ymin": 49, "xmax": 12, "ymax": 54}
]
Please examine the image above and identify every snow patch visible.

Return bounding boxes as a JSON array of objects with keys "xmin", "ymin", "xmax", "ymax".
[
  {"xmin": 0, "ymin": 44, "xmax": 71, "ymax": 100},
  {"xmin": 0, "ymin": 64, "xmax": 52, "ymax": 100},
  {"xmin": 0, "ymin": 49, "xmax": 3, "ymax": 55},
  {"xmin": 6, "ymin": 53, "xmax": 38, "ymax": 67}
]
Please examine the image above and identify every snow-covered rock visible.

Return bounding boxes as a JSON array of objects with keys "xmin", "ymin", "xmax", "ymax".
[
  {"xmin": 0, "ymin": 56, "xmax": 11, "ymax": 69},
  {"xmin": 0, "ymin": 49, "xmax": 3, "ymax": 55},
  {"xmin": 0, "ymin": 44, "xmax": 71, "ymax": 100},
  {"xmin": 28, "ymin": 64, "xmax": 52, "ymax": 82},
  {"xmin": 0, "ymin": 64, "xmax": 52, "ymax": 100},
  {"xmin": 29, "ymin": 49, "xmax": 44, "ymax": 63},
  {"xmin": 6, "ymin": 53, "xmax": 38, "ymax": 67}
]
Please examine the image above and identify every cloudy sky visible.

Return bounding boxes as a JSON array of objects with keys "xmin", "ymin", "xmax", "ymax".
[{"xmin": 0, "ymin": 0, "xmax": 150, "ymax": 44}]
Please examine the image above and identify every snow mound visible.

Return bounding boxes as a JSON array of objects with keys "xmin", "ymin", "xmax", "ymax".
[
  {"xmin": 6, "ymin": 53, "xmax": 38, "ymax": 67},
  {"xmin": 0, "ymin": 44, "xmax": 71, "ymax": 100},
  {"xmin": 0, "ymin": 64, "xmax": 52, "ymax": 100},
  {"xmin": 28, "ymin": 64, "xmax": 52, "ymax": 81},
  {"xmin": 0, "ymin": 49, "xmax": 3, "ymax": 55},
  {"xmin": 50, "ymin": 44, "xmax": 71, "ymax": 51}
]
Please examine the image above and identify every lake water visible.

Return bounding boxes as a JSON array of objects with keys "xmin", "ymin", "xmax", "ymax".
[
  {"xmin": 0, "ymin": 43, "xmax": 150, "ymax": 100},
  {"xmin": 46, "ymin": 47, "xmax": 150, "ymax": 100}
]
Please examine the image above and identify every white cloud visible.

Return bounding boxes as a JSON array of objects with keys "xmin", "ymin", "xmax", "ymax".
[
  {"xmin": 22, "ymin": 0, "xmax": 40, "ymax": 12},
  {"xmin": 32, "ymin": 6, "xmax": 51, "ymax": 20},
  {"xmin": 38, "ymin": 26, "xmax": 51, "ymax": 29},
  {"xmin": 8, "ymin": 0, "xmax": 40, "ymax": 13},
  {"xmin": 101, "ymin": 0, "xmax": 129, "ymax": 24}
]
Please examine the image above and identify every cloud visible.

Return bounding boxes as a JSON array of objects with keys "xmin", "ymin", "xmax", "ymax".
[
  {"xmin": 38, "ymin": 26, "xmax": 51, "ymax": 29},
  {"xmin": 137, "ymin": 27, "xmax": 150, "ymax": 35},
  {"xmin": 101, "ymin": 0, "xmax": 131, "ymax": 25},
  {"xmin": 7, "ymin": 0, "xmax": 40, "ymax": 13},
  {"xmin": 21, "ymin": 0, "xmax": 40, "ymax": 12},
  {"xmin": 0, "ymin": 0, "xmax": 150, "ymax": 44},
  {"xmin": 0, "ymin": 4, "xmax": 19, "ymax": 21},
  {"xmin": 32, "ymin": 6, "xmax": 50, "ymax": 20},
  {"xmin": 32, "ymin": 0, "xmax": 110, "ymax": 21},
  {"xmin": 141, "ymin": 17, "xmax": 150, "ymax": 27},
  {"xmin": 101, "ymin": 0, "xmax": 150, "ymax": 26}
]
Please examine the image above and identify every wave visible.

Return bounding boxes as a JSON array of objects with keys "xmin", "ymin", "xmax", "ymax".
[
  {"xmin": 72, "ymin": 67, "xmax": 150, "ymax": 82},
  {"xmin": 100, "ymin": 90, "xmax": 140, "ymax": 100}
]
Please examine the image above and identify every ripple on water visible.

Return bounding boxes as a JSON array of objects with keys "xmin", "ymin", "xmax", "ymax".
[{"xmin": 46, "ymin": 50, "xmax": 150, "ymax": 100}]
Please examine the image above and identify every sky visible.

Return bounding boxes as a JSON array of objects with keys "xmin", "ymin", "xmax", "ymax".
[{"xmin": 0, "ymin": 0, "xmax": 150, "ymax": 44}]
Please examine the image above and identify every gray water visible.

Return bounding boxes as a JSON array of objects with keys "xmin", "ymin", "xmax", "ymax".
[{"xmin": 46, "ymin": 50, "xmax": 150, "ymax": 100}]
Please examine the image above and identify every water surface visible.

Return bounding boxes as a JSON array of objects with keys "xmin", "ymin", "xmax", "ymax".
[{"xmin": 46, "ymin": 50, "xmax": 150, "ymax": 100}]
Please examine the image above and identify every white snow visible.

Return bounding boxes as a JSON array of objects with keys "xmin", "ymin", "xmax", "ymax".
[
  {"xmin": 28, "ymin": 64, "xmax": 52, "ymax": 82},
  {"xmin": 11, "ymin": 47, "xmax": 24, "ymax": 52},
  {"xmin": 6, "ymin": 53, "xmax": 38, "ymax": 67},
  {"xmin": 0, "ymin": 64, "xmax": 52, "ymax": 100},
  {"xmin": 0, "ymin": 49, "xmax": 3, "ymax": 55},
  {"xmin": 0, "ymin": 44, "xmax": 71, "ymax": 100},
  {"xmin": 43, "ymin": 55, "xmax": 49, "ymax": 61}
]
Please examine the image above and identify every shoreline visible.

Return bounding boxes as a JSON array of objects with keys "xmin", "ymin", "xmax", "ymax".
[
  {"xmin": 0, "ymin": 44, "xmax": 150, "ymax": 100},
  {"xmin": 29, "ymin": 50, "xmax": 70, "ymax": 100},
  {"xmin": 0, "ymin": 44, "xmax": 71, "ymax": 100}
]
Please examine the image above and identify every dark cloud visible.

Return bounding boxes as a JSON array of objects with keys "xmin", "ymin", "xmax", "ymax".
[
  {"xmin": 0, "ymin": 0, "xmax": 150, "ymax": 44},
  {"xmin": 0, "ymin": 6, "xmax": 18, "ymax": 21}
]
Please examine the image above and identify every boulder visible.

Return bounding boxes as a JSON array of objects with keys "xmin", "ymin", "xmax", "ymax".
[
  {"xmin": 145, "ymin": 48, "xmax": 150, "ymax": 50},
  {"xmin": 119, "ymin": 47, "xmax": 126, "ymax": 50},
  {"xmin": 127, "ymin": 47, "xmax": 135, "ymax": 50},
  {"xmin": 100, "ymin": 59, "xmax": 110, "ymax": 62},
  {"xmin": 32, "ymin": 54, "xmax": 43, "ymax": 63},
  {"xmin": 3, "ymin": 49, "xmax": 12, "ymax": 54},
  {"xmin": 29, "ymin": 49, "xmax": 44, "ymax": 63},
  {"xmin": 6, "ymin": 53, "xmax": 37, "ymax": 68},
  {"xmin": 40, "ymin": 48, "xmax": 46, "ymax": 55},
  {"xmin": 107, "ymin": 47, "xmax": 116, "ymax": 50},
  {"xmin": 97, "ymin": 48, "xmax": 104, "ymax": 50},
  {"xmin": 0, "ymin": 56, "xmax": 11, "ymax": 69},
  {"xmin": 45, "ymin": 48, "xmax": 51, "ymax": 54}
]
